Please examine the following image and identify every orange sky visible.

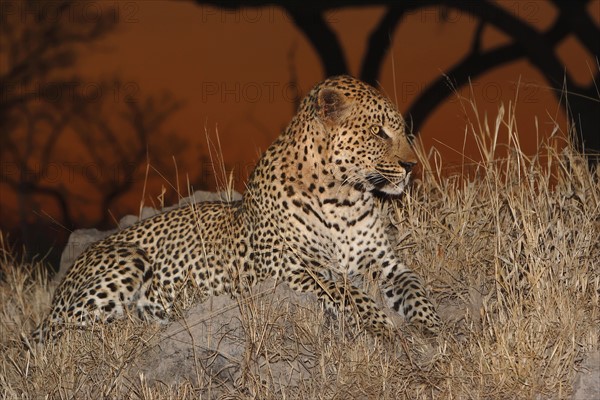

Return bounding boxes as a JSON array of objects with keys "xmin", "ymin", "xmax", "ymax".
[
  {"xmin": 3, "ymin": 1, "xmax": 599, "ymax": 231},
  {"xmin": 72, "ymin": 2, "xmax": 596, "ymax": 179}
]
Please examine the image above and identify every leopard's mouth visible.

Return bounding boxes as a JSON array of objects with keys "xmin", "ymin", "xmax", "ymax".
[
  {"xmin": 366, "ymin": 171, "xmax": 410, "ymax": 196},
  {"xmin": 366, "ymin": 172, "xmax": 389, "ymax": 188}
]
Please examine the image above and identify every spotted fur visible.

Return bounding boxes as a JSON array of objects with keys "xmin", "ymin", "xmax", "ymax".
[{"xmin": 31, "ymin": 76, "xmax": 441, "ymax": 341}]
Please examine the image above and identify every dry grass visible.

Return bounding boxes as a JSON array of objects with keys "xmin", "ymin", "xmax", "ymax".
[{"xmin": 1, "ymin": 102, "xmax": 598, "ymax": 399}]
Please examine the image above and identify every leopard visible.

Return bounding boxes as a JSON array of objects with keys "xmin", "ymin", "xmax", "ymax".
[{"xmin": 30, "ymin": 75, "xmax": 441, "ymax": 342}]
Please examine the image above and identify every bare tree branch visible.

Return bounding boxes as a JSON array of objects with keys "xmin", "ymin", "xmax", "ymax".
[
  {"xmin": 68, "ymin": 89, "xmax": 185, "ymax": 227},
  {"xmin": 359, "ymin": 5, "xmax": 406, "ymax": 84},
  {"xmin": 407, "ymin": 13, "xmax": 572, "ymax": 133},
  {"xmin": 551, "ymin": 0, "xmax": 599, "ymax": 57},
  {"xmin": 471, "ymin": 20, "xmax": 485, "ymax": 54},
  {"xmin": 0, "ymin": 1, "xmax": 117, "ymax": 117},
  {"xmin": 438, "ymin": 1, "xmax": 576, "ymax": 89},
  {"xmin": 285, "ymin": 6, "xmax": 348, "ymax": 76}
]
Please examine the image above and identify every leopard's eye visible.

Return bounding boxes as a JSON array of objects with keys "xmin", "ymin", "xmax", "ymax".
[{"xmin": 370, "ymin": 125, "xmax": 389, "ymax": 139}]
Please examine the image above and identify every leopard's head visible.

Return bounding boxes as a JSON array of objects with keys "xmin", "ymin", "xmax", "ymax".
[{"xmin": 314, "ymin": 75, "xmax": 417, "ymax": 196}]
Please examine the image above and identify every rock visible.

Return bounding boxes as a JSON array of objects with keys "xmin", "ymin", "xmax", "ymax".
[
  {"xmin": 56, "ymin": 228, "xmax": 115, "ymax": 283},
  {"xmin": 118, "ymin": 206, "xmax": 161, "ymax": 228},
  {"xmin": 179, "ymin": 190, "xmax": 241, "ymax": 205},
  {"xmin": 129, "ymin": 279, "xmax": 317, "ymax": 396},
  {"xmin": 573, "ymin": 350, "xmax": 600, "ymax": 400}
]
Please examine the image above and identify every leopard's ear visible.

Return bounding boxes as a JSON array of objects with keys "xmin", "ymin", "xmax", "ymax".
[{"xmin": 316, "ymin": 87, "xmax": 351, "ymax": 124}]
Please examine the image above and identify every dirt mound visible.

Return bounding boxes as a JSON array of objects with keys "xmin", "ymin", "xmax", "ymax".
[{"xmin": 129, "ymin": 279, "xmax": 319, "ymax": 397}]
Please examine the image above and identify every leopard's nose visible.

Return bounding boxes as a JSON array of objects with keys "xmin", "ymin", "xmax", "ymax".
[{"xmin": 399, "ymin": 161, "xmax": 416, "ymax": 172}]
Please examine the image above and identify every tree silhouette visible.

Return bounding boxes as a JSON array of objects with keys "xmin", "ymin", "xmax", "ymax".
[
  {"xmin": 192, "ymin": 0, "xmax": 599, "ymax": 165},
  {"xmin": 0, "ymin": 1, "xmax": 190, "ymax": 262},
  {"xmin": 64, "ymin": 81, "xmax": 186, "ymax": 228}
]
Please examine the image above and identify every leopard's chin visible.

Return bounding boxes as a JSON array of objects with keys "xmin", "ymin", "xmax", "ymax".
[
  {"xmin": 370, "ymin": 182, "xmax": 408, "ymax": 199},
  {"xmin": 372, "ymin": 185, "xmax": 405, "ymax": 197},
  {"xmin": 369, "ymin": 178, "xmax": 410, "ymax": 197}
]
